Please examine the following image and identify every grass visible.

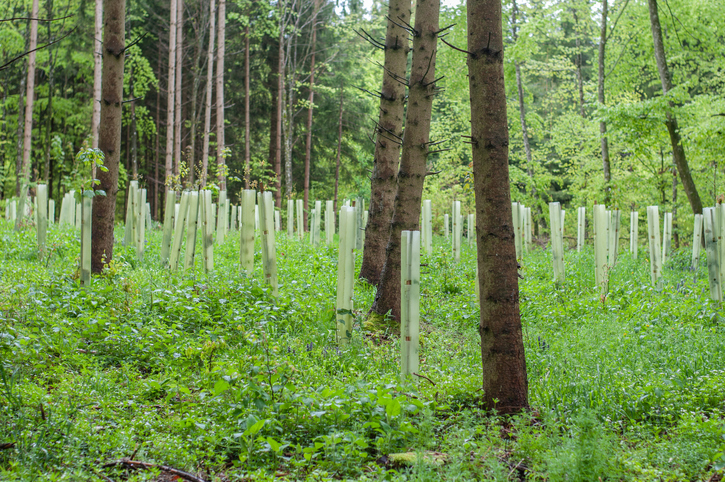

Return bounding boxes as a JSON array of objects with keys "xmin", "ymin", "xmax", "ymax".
[{"xmin": 1, "ymin": 219, "xmax": 724, "ymax": 480}]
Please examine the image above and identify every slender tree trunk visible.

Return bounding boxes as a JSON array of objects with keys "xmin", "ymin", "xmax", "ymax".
[
  {"xmin": 91, "ymin": 0, "xmax": 103, "ymax": 148},
  {"xmin": 599, "ymin": 0, "xmax": 611, "ymax": 200},
  {"xmin": 283, "ymin": 43, "xmax": 295, "ymax": 200},
  {"xmin": 244, "ymin": 23, "xmax": 251, "ymax": 188},
  {"xmin": 1, "ymin": 79, "xmax": 6, "ymax": 198},
  {"xmin": 216, "ymin": 0, "xmax": 226, "ymax": 189},
  {"xmin": 174, "ymin": 0, "xmax": 184, "ymax": 177},
  {"xmin": 20, "ymin": 0, "xmax": 39, "ymax": 192},
  {"xmin": 130, "ymin": 67, "xmax": 138, "ymax": 179},
  {"xmin": 165, "ymin": 0, "xmax": 178, "ymax": 192},
  {"xmin": 303, "ymin": 0, "xmax": 320, "ymax": 230},
  {"xmin": 188, "ymin": 4, "xmax": 207, "ymax": 188},
  {"xmin": 154, "ymin": 49, "xmax": 162, "ymax": 218},
  {"xmin": 15, "ymin": 66, "xmax": 25, "ymax": 197},
  {"xmin": 43, "ymin": 0, "xmax": 54, "ymax": 183},
  {"xmin": 467, "ymin": 0, "xmax": 529, "ymax": 414},
  {"xmin": 92, "ymin": 0, "xmax": 126, "ymax": 273},
  {"xmin": 511, "ymin": 0, "xmax": 533, "ymax": 183},
  {"xmin": 647, "ymin": 0, "xmax": 702, "ymax": 215},
  {"xmin": 358, "ymin": 0, "xmax": 411, "ymax": 284},
  {"xmin": 371, "ymin": 0, "xmax": 439, "ymax": 321},
  {"xmin": 334, "ymin": 81, "xmax": 343, "ymax": 213},
  {"xmin": 672, "ymin": 161, "xmax": 678, "ymax": 247},
  {"xmin": 201, "ymin": 0, "xmax": 215, "ymax": 187},
  {"xmin": 276, "ymin": 24, "xmax": 284, "ymax": 205}
]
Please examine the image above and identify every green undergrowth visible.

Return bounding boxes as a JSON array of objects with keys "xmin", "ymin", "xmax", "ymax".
[{"xmin": 1, "ymin": 220, "xmax": 724, "ymax": 480}]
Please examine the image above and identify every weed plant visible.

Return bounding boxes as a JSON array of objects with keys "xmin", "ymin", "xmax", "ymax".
[{"xmin": 0, "ymin": 220, "xmax": 724, "ymax": 480}]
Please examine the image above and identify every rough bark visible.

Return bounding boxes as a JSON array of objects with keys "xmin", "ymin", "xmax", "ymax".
[
  {"xmin": 244, "ymin": 23, "xmax": 251, "ymax": 189},
  {"xmin": 358, "ymin": 0, "xmax": 411, "ymax": 285},
  {"xmin": 302, "ymin": 0, "xmax": 320, "ymax": 231},
  {"xmin": 91, "ymin": 0, "xmax": 103, "ymax": 149},
  {"xmin": 467, "ymin": 0, "xmax": 529, "ymax": 413},
  {"xmin": 599, "ymin": 0, "xmax": 611, "ymax": 199},
  {"xmin": 165, "ymin": 0, "xmax": 178, "ymax": 192},
  {"xmin": 92, "ymin": 0, "xmax": 126, "ymax": 273},
  {"xmin": 216, "ymin": 0, "xmax": 226, "ymax": 190},
  {"xmin": 371, "ymin": 0, "xmax": 439, "ymax": 321},
  {"xmin": 173, "ymin": 0, "xmax": 184, "ymax": 176},
  {"xmin": 201, "ymin": 0, "xmax": 215, "ymax": 187},
  {"xmin": 334, "ymin": 81, "xmax": 343, "ymax": 213},
  {"xmin": 646, "ymin": 0, "xmax": 703, "ymax": 215}
]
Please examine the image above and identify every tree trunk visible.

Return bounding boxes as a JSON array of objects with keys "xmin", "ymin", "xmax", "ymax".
[
  {"xmin": 15, "ymin": 65, "xmax": 25, "ymax": 197},
  {"xmin": 91, "ymin": 0, "xmax": 103, "ymax": 149},
  {"xmin": 130, "ymin": 67, "xmax": 138, "ymax": 179},
  {"xmin": 43, "ymin": 0, "xmax": 55, "ymax": 183},
  {"xmin": 165, "ymin": 0, "xmax": 178, "ymax": 192},
  {"xmin": 303, "ymin": 0, "xmax": 320, "ymax": 231},
  {"xmin": 216, "ymin": 0, "xmax": 226, "ymax": 190},
  {"xmin": 334, "ymin": 81, "xmax": 343, "ymax": 213},
  {"xmin": 511, "ymin": 0, "xmax": 532, "ymax": 183},
  {"xmin": 371, "ymin": 0, "xmax": 439, "ymax": 321},
  {"xmin": 467, "ymin": 0, "xmax": 529, "ymax": 414},
  {"xmin": 201, "ymin": 0, "xmax": 215, "ymax": 187},
  {"xmin": 154, "ymin": 48, "xmax": 162, "ymax": 218},
  {"xmin": 358, "ymin": 0, "xmax": 412, "ymax": 284},
  {"xmin": 20, "ymin": 0, "xmax": 39, "ymax": 193},
  {"xmin": 672, "ymin": 161, "xmax": 678, "ymax": 248},
  {"xmin": 188, "ymin": 2, "xmax": 207, "ymax": 188},
  {"xmin": 646, "ymin": 0, "xmax": 703, "ymax": 215},
  {"xmin": 599, "ymin": 0, "xmax": 611, "ymax": 200},
  {"xmin": 92, "ymin": 0, "xmax": 126, "ymax": 273},
  {"xmin": 244, "ymin": 23, "xmax": 251, "ymax": 189},
  {"xmin": 174, "ymin": 0, "xmax": 184, "ymax": 177},
  {"xmin": 276, "ymin": 25, "xmax": 284, "ymax": 205}
]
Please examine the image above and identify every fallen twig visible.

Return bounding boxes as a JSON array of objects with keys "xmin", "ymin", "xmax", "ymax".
[
  {"xmin": 412, "ymin": 372, "xmax": 436, "ymax": 386},
  {"xmin": 101, "ymin": 458, "xmax": 208, "ymax": 482}
]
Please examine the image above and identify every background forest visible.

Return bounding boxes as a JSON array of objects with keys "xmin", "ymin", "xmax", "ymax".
[{"xmin": 2, "ymin": 0, "xmax": 724, "ymax": 235}]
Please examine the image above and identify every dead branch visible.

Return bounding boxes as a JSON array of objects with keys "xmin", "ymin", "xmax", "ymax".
[{"xmin": 101, "ymin": 459, "xmax": 208, "ymax": 482}]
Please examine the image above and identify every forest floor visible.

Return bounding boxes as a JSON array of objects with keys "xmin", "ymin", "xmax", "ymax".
[{"xmin": 1, "ymin": 220, "xmax": 724, "ymax": 481}]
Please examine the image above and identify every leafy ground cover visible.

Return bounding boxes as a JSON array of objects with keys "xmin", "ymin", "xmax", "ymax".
[{"xmin": 1, "ymin": 220, "xmax": 724, "ymax": 481}]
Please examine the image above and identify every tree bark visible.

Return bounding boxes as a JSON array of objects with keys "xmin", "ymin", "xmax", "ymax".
[
  {"xmin": 266, "ymin": 33, "xmax": 280, "ymax": 200},
  {"xmin": 20, "ymin": 0, "xmax": 39, "ymax": 192},
  {"xmin": 358, "ymin": 0, "xmax": 411, "ymax": 284},
  {"xmin": 216, "ymin": 0, "xmax": 226, "ymax": 190},
  {"xmin": 302, "ymin": 0, "xmax": 320, "ymax": 231},
  {"xmin": 599, "ymin": 0, "xmax": 611, "ymax": 200},
  {"xmin": 646, "ymin": 0, "xmax": 703, "ymax": 215},
  {"xmin": 92, "ymin": 0, "xmax": 126, "ymax": 273},
  {"xmin": 276, "ymin": 23, "xmax": 284, "ymax": 205},
  {"xmin": 467, "ymin": 0, "xmax": 529, "ymax": 413},
  {"xmin": 371, "ymin": 0, "xmax": 439, "ymax": 321},
  {"xmin": 334, "ymin": 81, "xmax": 343, "ymax": 213},
  {"xmin": 154, "ymin": 48, "xmax": 162, "ymax": 218},
  {"xmin": 43, "ymin": 0, "xmax": 55, "ymax": 183},
  {"xmin": 201, "ymin": 0, "xmax": 215, "ymax": 187},
  {"xmin": 15, "ymin": 65, "xmax": 25, "ymax": 197},
  {"xmin": 174, "ymin": 0, "xmax": 184, "ymax": 177},
  {"xmin": 244, "ymin": 23, "xmax": 251, "ymax": 189},
  {"xmin": 511, "ymin": 0, "xmax": 532, "ymax": 182},
  {"xmin": 91, "ymin": 0, "xmax": 103, "ymax": 149},
  {"xmin": 165, "ymin": 0, "xmax": 178, "ymax": 193},
  {"xmin": 129, "ymin": 67, "xmax": 138, "ymax": 179}
]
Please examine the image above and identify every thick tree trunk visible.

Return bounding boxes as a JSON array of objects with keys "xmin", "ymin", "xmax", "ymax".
[
  {"xmin": 92, "ymin": 0, "xmax": 126, "ymax": 273},
  {"xmin": 174, "ymin": 0, "xmax": 184, "ymax": 176},
  {"xmin": 216, "ymin": 0, "xmax": 226, "ymax": 190},
  {"xmin": 165, "ymin": 0, "xmax": 178, "ymax": 192},
  {"xmin": 201, "ymin": 0, "xmax": 215, "ymax": 187},
  {"xmin": 371, "ymin": 0, "xmax": 439, "ymax": 321},
  {"xmin": 91, "ymin": 0, "xmax": 103, "ymax": 148},
  {"xmin": 303, "ymin": 0, "xmax": 320, "ymax": 231},
  {"xmin": 646, "ymin": 0, "xmax": 702, "ymax": 215},
  {"xmin": 334, "ymin": 82, "xmax": 343, "ymax": 213},
  {"xmin": 244, "ymin": 24, "xmax": 251, "ymax": 189},
  {"xmin": 467, "ymin": 0, "xmax": 529, "ymax": 414},
  {"xmin": 599, "ymin": 0, "xmax": 611, "ymax": 200},
  {"xmin": 358, "ymin": 0, "xmax": 411, "ymax": 284}
]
